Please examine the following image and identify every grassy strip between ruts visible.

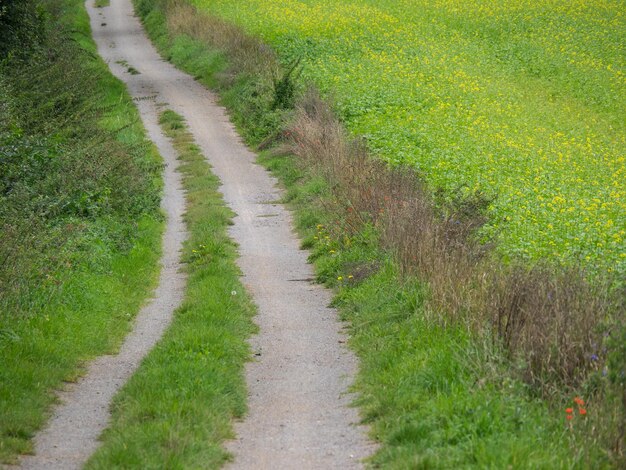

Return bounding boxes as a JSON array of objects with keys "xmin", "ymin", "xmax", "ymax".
[
  {"xmin": 132, "ymin": 0, "xmax": 622, "ymax": 467},
  {"xmin": 85, "ymin": 110, "xmax": 256, "ymax": 469},
  {"xmin": 0, "ymin": 0, "xmax": 163, "ymax": 464}
]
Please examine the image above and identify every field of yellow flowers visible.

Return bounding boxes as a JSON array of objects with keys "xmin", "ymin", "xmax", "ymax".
[{"xmin": 193, "ymin": 0, "xmax": 625, "ymax": 276}]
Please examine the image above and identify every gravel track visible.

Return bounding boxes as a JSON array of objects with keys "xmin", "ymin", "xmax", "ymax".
[{"xmin": 17, "ymin": 0, "xmax": 374, "ymax": 468}]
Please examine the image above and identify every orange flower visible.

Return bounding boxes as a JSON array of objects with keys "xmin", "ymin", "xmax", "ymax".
[
  {"xmin": 566, "ymin": 414, "xmax": 573, "ymax": 421},
  {"xmin": 579, "ymin": 408, "xmax": 587, "ymax": 415},
  {"xmin": 574, "ymin": 397, "xmax": 585, "ymax": 406},
  {"xmin": 565, "ymin": 408, "xmax": 573, "ymax": 414}
]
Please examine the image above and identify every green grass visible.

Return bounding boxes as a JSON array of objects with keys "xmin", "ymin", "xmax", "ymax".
[
  {"xmin": 85, "ymin": 110, "xmax": 256, "ymax": 469},
  {"xmin": 0, "ymin": 0, "xmax": 162, "ymax": 463},
  {"xmin": 190, "ymin": 0, "xmax": 625, "ymax": 280},
  {"xmin": 0, "ymin": 220, "xmax": 161, "ymax": 461}
]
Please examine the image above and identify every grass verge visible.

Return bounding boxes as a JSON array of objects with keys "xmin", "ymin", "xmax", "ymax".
[
  {"xmin": 0, "ymin": 0, "xmax": 162, "ymax": 462},
  {"xmin": 0, "ymin": 221, "xmax": 161, "ymax": 462},
  {"xmin": 133, "ymin": 0, "xmax": 624, "ymax": 466},
  {"xmin": 85, "ymin": 110, "xmax": 256, "ymax": 469}
]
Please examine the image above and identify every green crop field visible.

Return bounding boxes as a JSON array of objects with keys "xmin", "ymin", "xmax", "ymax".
[{"xmin": 191, "ymin": 0, "xmax": 625, "ymax": 277}]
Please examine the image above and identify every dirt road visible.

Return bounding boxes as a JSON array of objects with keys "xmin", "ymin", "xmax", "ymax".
[{"xmin": 19, "ymin": 0, "xmax": 373, "ymax": 468}]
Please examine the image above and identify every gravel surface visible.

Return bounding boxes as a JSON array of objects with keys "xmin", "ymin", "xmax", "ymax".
[{"xmin": 18, "ymin": 0, "xmax": 374, "ymax": 468}]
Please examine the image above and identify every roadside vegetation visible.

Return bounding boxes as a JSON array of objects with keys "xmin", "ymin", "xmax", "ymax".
[
  {"xmin": 85, "ymin": 110, "xmax": 257, "ymax": 468},
  {"xmin": 0, "ymin": 0, "xmax": 162, "ymax": 462},
  {"xmin": 134, "ymin": 0, "xmax": 625, "ymax": 466}
]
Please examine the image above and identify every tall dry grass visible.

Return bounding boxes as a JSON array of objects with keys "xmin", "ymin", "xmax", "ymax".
[
  {"xmin": 288, "ymin": 89, "xmax": 619, "ymax": 390},
  {"xmin": 165, "ymin": 0, "xmax": 278, "ymax": 79}
]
